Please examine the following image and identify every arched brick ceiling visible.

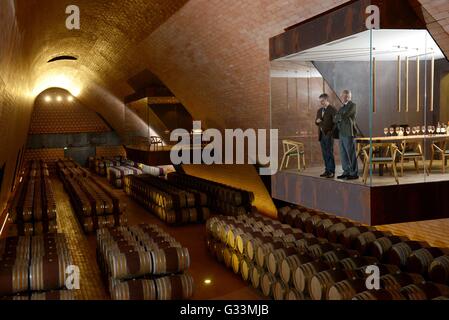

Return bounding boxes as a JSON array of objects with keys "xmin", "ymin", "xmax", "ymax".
[{"xmin": 9, "ymin": 0, "xmax": 449, "ymax": 136}]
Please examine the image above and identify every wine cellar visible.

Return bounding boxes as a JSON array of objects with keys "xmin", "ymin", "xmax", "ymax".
[{"xmin": 1, "ymin": 0, "xmax": 449, "ymax": 309}]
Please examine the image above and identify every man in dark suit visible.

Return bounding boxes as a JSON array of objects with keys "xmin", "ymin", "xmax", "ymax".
[
  {"xmin": 315, "ymin": 93, "xmax": 337, "ymax": 178},
  {"xmin": 334, "ymin": 90, "xmax": 359, "ymax": 180}
]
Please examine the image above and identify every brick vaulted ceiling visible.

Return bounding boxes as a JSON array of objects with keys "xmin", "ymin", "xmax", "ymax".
[{"xmin": 1, "ymin": 0, "xmax": 449, "ymax": 208}]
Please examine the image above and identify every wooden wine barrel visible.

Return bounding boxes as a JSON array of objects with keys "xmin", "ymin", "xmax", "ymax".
[
  {"xmin": 316, "ymin": 218, "xmax": 347, "ymax": 238},
  {"xmin": 328, "ymin": 277, "xmax": 370, "ymax": 300},
  {"xmin": 277, "ymin": 207, "xmax": 291, "ymax": 223},
  {"xmin": 110, "ymin": 279, "xmax": 156, "ymax": 300},
  {"xmin": 358, "ymin": 264, "xmax": 401, "ymax": 277},
  {"xmin": 338, "ymin": 256, "xmax": 379, "ymax": 270},
  {"xmin": 434, "ymin": 296, "xmax": 449, "ymax": 300},
  {"xmin": 282, "ymin": 229, "xmax": 306, "ymax": 244},
  {"xmin": 107, "ymin": 251, "xmax": 153, "ymax": 279},
  {"xmin": 0, "ymin": 237, "xmax": 30, "ymax": 261},
  {"xmin": 246, "ymin": 234, "xmax": 273, "ymax": 261},
  {"xmin": 380, "ymin": 273, "xmax": 425, "ymax": 291},
  {"xmin": 352, "ymin": 289, "xmax": 405, "ymax": 300},
  {"xmin": 273, "ymin": 280, "xmax": 288, "ymax": 300},
  {"xmin": 407, "ymin": 248, "xmax": 447, "ymax": 275},
  {"xmin": 308, "ymin": 243, "xmax": 343, "ymax": 259},
  {"xmin": 321, "ymin": 249, "xmax": 359, "ymax": 268},
  {"xmin": 235, "ymin": 232, "xmax": 254, "ymax": 255},
  {"xmin": 223, "ymin": 247, "xmax": 233, "ymax": 269},
  {"xmin": 227, "ymin": 226, "xmax": 252, "ymax": 250},
  {"xmin": 0, "ymin": 262, "xmax": 29, "ymax": 296},
  {"xmin": 400, "ymin": 282, "xmax": 449, "ymax": 300},
  {"xmin": 388, "ymin": 241, "xmax": 428, "ymax": 267},
  {"xmin": 152, "ymin": 247, "xmax": 190, "ymax": 275},
  {"xmin": 285, "ymin": 288, "xmax": 306, "ymax": 300},
  {"xmin": 339, "ymin": 226, "xmax": 376, "ymax": 249},
  {"xmin": 293, "ymin": 261, "xmax": 330, "ymax": 293},
  {"xmin": 267, "ymin": 247, "xmax": 298, "ymax": 276},
  {"xmin": 304, "ymin": 213, "xmax": 332, "ymax": 235},
  {"xmin": 256, "ymin": 240, "xmax": 286, "ymax": 268},
  {"xmin": 354, "ymin": 231, "xmax": 390, "ymax": 254},
  {"xmin": 367, "ymin": 236, "xmax": 407, "ymax": 261},
  {"xmin": 309, "ymin": 269, "xmax": 362, "ymax": 300},
  {"xmin": 261, "ymin": 273, "xmax": 277, "ymax": 297},
  {"xmin": 250, "ymin": 266, "xmax": 265, "ymax": 289},
  {"xmin": 213, "ymin": 242, "xmax": 225, "ymax": 263},
  {"xmin": 295, "ymin": 237, "xmax": 328, "ymax": 252},
  {"xmin": 280, "ymin": 253, "xmax": 314, "ymax": 285},
  {"xmin": 29, "ymin": 255, "xmax": 72, "ymax": 291},
  {"xmin": 31, "ymin": 290, "xmax": 76, "ymax": 300},
  {"xmin": 327, "ymin": 222, "xmax": 356, "ymax": 243},
  {"xmin": 231, "ymin": 252, "xmax": 243, "ymax": 274},
  {"xmin": 240, "ymin": 257, "xmax": 253, "ymax": 282},
  {"xmin": 429, "ymin": 255, "xmax": 449, "ymax": 284},
  {"xmin": 155, "ymin": 274, "xmax": 194, "ymax": 300},
  {"xmin": 292, "ymin": 210, "xmax": 312, "ymax": 230}
]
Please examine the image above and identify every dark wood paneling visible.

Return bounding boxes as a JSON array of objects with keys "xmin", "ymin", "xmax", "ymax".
[
  {"xmin": 272, "ymin": 171, "xmax": 449, "ymax": 225},
  {"xmin": 150, "ymin": 103, "xmax": 193, "ymax": 132},
  {"xmin": 269, "ymin": 0, "xmax": 426, "ymax": 61}
]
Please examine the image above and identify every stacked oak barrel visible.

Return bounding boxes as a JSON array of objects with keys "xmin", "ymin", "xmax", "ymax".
[
  {"xmin": 167, "ymin": 172, "xmax": 254, "ymax": 216},
  {"xmin": 0, "ymin": 234, "xmax": 75, "ymax": 300},
  {"xmin": 89, "ymin": 157, "xmax": 124, "ymax": 176},
  {"xmin": 206, "ymin": 206, "xmax": 449, "ymax": 300},
  {"xmin": 59, "ymin": 163, "xmax": 127, "ymax": 232},
  {"xmin": 7, "ymin": 161, "xmax": 58, "ymax": 236},
  {"xmin": 124, "ymin": 174, "xmax": 210, "ymax": 225},
  {"xmin": 57, "ymin": 159, "xmax": 91, "ymax": 179},
  {"xmin": 96, "ymin": 224, "xmax": 194, "ymax": 300}
]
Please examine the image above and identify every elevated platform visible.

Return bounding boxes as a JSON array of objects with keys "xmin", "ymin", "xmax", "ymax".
[{"xmin": 272, "ymin": 166, "xmax": 449, "ymax": 225}]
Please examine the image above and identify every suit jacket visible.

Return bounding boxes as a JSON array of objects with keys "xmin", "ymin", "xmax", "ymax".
[
  {"xmin": 334, "ymin": 101, "xmax": 357, "ymax": 138},
  {"xmin": 315, "ymin": 105, "xmax": 337, "ymax": 141}
]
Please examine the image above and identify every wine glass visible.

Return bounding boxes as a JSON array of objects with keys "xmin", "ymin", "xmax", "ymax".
[
  {"xmin": 389, "ymin": 127, "xmax": 395, "ymax": 136},
  {"xmin": 384, "ymin": 128, "xmax": 389, "ymax": 136},
  {"xmin": 406, "ymin": 127, "xmax": 411, "ymax": 136},
  {"xmin": 395, "ymin": 127, "xmax": 401, "ymax": 136},
  {"xmin": 421, "ymin": 126, "xmax": 426, "ymax": 135}
]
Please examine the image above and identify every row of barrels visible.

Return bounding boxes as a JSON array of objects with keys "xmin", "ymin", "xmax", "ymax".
[
  {"xmin": 124, "ymin": 175, "xmax": 210, "ymax": 225},
  {"xmin": 90, "ymin": 157, "xmax": 125, "ymax": 176},
  {"xmin": 96, "ymin": 224, "xmax": 194, "ymax": 300},
  {"xmin": 107, "ymin": 166, "xmax": 143, "ymax": 188},
  {"xmin": 60, "ymin": 170, "xmax": 127, "ymax": 232},
  {"xmin": 205, "ymin": 214, "xmax": 449, "ymax": 300},
  {"xmin": 167, "ymin": 172, "xmax": 254, "ymax": 216},
  {"xmin": 57, "ymin": 159, "xmax": 91, "ymax": 179},
  {"xmin": 278, "ymin": 205, "xmax": 449, "ymax": 285},
  {"xmin": 0, "ymin": 234, "xmax": 74, "ymax": 298},
  {"xmin": 7, "ymin": 161, "xmax": 58, "ymax": 236},
  {"xmin": 1, "ymin": 290, "xmax": 75, "ymax": 300}
]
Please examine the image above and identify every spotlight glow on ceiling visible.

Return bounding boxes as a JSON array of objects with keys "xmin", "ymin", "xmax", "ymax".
[
  {"xmin": 56, "ymin": 96, "xmax": 63, "ymax": 102},
  {"xmin": 44, "ymin": 96, "xmax": 52, "ymax": 102},
  {"xmin": 67, "ymin": 96, "xmax": 74, "ymax": 102}
]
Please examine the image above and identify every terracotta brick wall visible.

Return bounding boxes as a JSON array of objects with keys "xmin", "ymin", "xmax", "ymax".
[
  {"xmin": 95, "ymin": 146, "xmax": 126, "ymax": 158},
  {"xmin": 23, "ymin": 148, "xmax": 65, "ymax": 163},
  {"xmin": 30, "ymin": 88, "xmax": 111, "ymax": 134}
]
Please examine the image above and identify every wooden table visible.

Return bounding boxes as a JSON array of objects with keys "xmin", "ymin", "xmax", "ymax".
[{"xmin": 356, "ymin": 135, "xmax": 449, "ymax": 176}]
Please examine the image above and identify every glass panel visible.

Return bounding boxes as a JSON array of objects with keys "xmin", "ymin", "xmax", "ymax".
[
  {"xmin": 271, "ymin": 30, "xmax": 373, "ymax": 183},
  {"xmin": 370, "ymin": 29, "xmax": 449, "ymax": 185}
]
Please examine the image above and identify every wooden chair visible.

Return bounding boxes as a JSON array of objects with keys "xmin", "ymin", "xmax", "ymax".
[
  {"xmin": 279, "ymin": 140, "xmax": 306, "ymax": 172},
  {"xmin": 398, "ymin": 141, "xmax": 428, "ymax": 176},
  {"xmin": 429, "ymin": 139, "xmax": 449, "ymax": 173},
  {"xmin": 361, "ymin": 143, "xmax": 399, "ymax": 184},
  {"xmin": 150, "ymin": 136, "xmax": 163, "ymax": 151}
]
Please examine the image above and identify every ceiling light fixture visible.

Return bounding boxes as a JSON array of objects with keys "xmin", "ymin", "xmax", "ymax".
[
  {"xmin": 44, "ymin": 96, "xmax": 52, "ymax": 102},
  {"xmin": 56, "ymin": 96, "xmax": 63, "ymax": 102},
  {"xmin": 67, "ymin": 96, "xmax": 74, "ymax": 102}
]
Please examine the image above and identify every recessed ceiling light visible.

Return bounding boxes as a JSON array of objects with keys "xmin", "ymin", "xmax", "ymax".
[
  {"xmin": 56, "ymin": 96, "xmax": 63, "ymax": 102},
  {"xmin": 204, "ymin": 279, "xmax": 212, "ymax": 285},
  {"xmin": 44, "ymin": 96, "xmax": 52, "ymax": 102},
  {"xmin": 67, "ymin": 96, "xmax": 74, "ymax": 102}
]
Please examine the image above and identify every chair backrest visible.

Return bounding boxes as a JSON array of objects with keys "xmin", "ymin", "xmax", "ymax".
[{"xmin": 362, "ymin": 143, "xmax": 398, "ymax": 160}]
